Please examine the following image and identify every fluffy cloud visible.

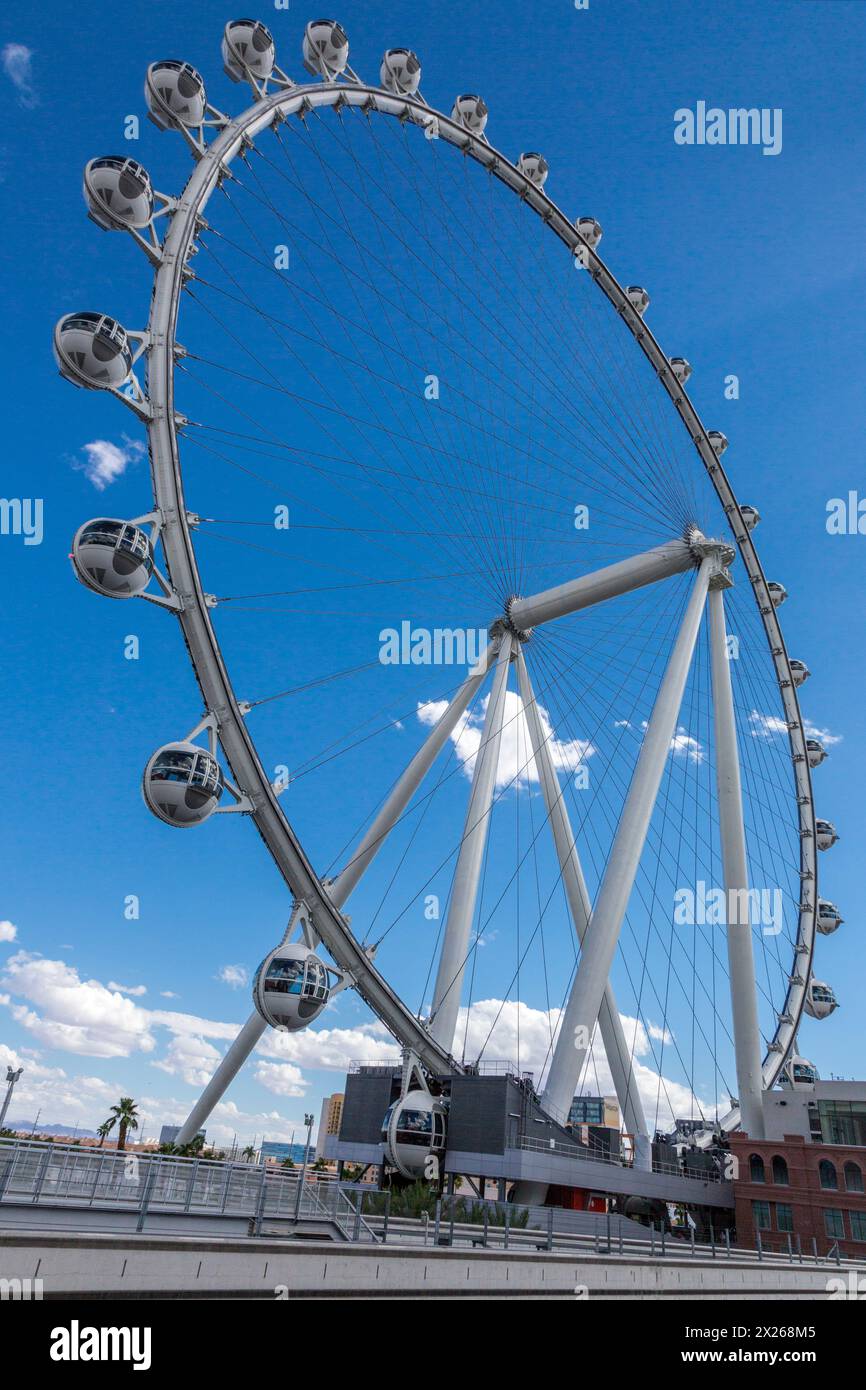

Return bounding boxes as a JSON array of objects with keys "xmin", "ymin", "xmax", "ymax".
[
  {"xmin": 257, "ymin": 1018, "xmax": 397, "ymax": 1072},
  {"xmin": 1, "ymin": 953, "xmax": 156, "ymax": 1058},
  {"xmin": 669, "ymin": 726, "xmax": 704, "ymax": 763},
  {"xmin": 0, "ymin": 920, "xmax": 17, "ymax": 943},
  {"xmin": 152, "ymin": 1034, "xmax": 222, "ymax": 1088},
  {"xmin": 75, "ymin": 437, "xmax": 145, "ymax": 491},
  {"xmin": 0, "ymin": 1041, "xmax": 121, "ymax": 1130},
  {"xmin": 453, "ymin": 998, "xmax": 720, "ymax": 1131},
  {"xmin": 1, "ymin": 949, "xmax": 722, "ymax": 1140},
  {"xmin": 107, "ymin": 981, "xmax": 147, "ymax": 998},
  {"xmin": 1, "ymin": 43, "xmax": 37, "ymax": 108},
  {"xmin": 217, "ymin": 965, "xmax": 248, "ymax": 989},
  {"xmin": 750, "ymin": 708, "xmax": 842, "ymax": 746},
  {"xmin": 417, "ymin": 689, "xmax": 594, "ymax": 790},
  {"xmin": 253, "ymin": 1061, "xmax": 307, "ymax": 1098}
]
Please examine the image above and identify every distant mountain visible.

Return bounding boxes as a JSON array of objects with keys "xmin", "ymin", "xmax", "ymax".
[{"xmin": 4, "ymin": 1120, "xmax": 99, "ymax": 1138}]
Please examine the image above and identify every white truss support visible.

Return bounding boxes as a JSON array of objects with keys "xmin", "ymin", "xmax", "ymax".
[
  {"xmin": 541, "ymin": 554, "xmax": 716, "ymax": 1124},
  {"xmin": 508, "ymin": 536, "xmax": 698, "ymax": 632},
  {"xmin": 328, "ymin": 643, "xmax": 496, "ymax": 906},
  {"xmin": 708, "ymin": 583, "xmax": 765, "ymax": 1139},
  {"xmin": 514, "ymin": 648, "xmax": 651, "ymax": 1171},
  {"xmin": 429, "ymin": 637, "xmax": 513, "ymax": 1050}
]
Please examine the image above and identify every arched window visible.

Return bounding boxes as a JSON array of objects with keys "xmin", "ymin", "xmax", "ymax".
[
  {"xmin": 819, "ymin": 1159, "xmax": 838, "ymax": 1190},
  {"xmin": 749, "ymin": 1154, "xmax": 766, "ymax": 1183},
  {"xmin": 844, "ymin": 1161, "xmax": 864, "ymax": 1193},
  {"xmin": 772, "ymin": 1156, "xmax": 789, "ymax": 1186}
]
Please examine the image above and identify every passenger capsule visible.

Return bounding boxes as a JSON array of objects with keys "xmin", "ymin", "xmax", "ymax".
[
  {"xmin": 669, "ymin": 357, "xmax": 692, "ymax": 385},
  {"xmin": 302, "ymin": 19, "xmax": 349, "ymax": 77},
  {"xmin": 143, "ymin": 741, "xmax": 225, "ymax": 827},
  {"xmin": 739, "ymin": 504, "xmax": 760, "ymax": 530},
  {"xmin": 707, "ymin": 430, "xmax": 729, "ymax": 456},
  {"xmin": 815, "ymin": 818, "xmax": 839, "ymax": 851},
  {"xmin": 145, "ymin": 61, "xmax": 207, "ymax": 131},
  {"xmin": 222, "ymin": 19, "xmax": 276, "ymax": 82},
  {"xmin": 576, "ymin": 217, "xmax": 603, "ymax": 249},
  {"xmin": 71, "ymin": 519, "xmax": 154, "ymax": 599},
  {"xmin": 780, "ymin": 1054, "xmax": 818, "ymax": 1088},
  {"xmin": 804, "ymin": 978, "xmax": 838, "ymax": 1020},
  {"xmin": 516, "ymin": 152, "xmax": 549, "ymax": 187},
  {"xmin": 816, "ymin": 899, "xmax": 843, "ymax": 935},
  {"xmin": 805, "ymin": 738, "xmax": 827, "ymax": 769},
  {"xmin": 767, "ymin": 581, "xmax": 788, "ymax": 607},
  {"xmin": 83, "ymin": 157, "xmax": 154, "ymax": 231},
  {"xmin": 252, "ymin": 942, "xmax": 331, "ymax": 1030},
  {"xmin": 789, "ymin": 659, "xmax": 810, "ymax": 687},
  {"xmin": 382, "ymin": 1089, "xmax": 447, "ymax": 1179},
  {"xmin": 451, "ymin": 94, "xmax": 488, "ymax": 133},
  {"xmin": 380, "ymin": 47, "xmax": 421, "ymax": 95},
  {"xmin": 53, "ymin": 313, "xmax": 133, "ymax": 392},
  {"xmin": 625, "ymin": 286, "xmax": 650, "ymax": 316}
]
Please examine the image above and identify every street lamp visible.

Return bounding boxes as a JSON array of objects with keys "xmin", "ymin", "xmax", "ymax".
[
  {"xmin": 293, "ymin": 1113, "xmax": 315, "ymax": 1221},
  {"xmin": 0, "ymin": 1067, "xmax": 23, "ymax": 1131}
]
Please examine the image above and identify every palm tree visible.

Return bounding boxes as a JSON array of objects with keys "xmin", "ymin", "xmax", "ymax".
[
  {"xmin": 96, "ymin": 1119, "xmax": 113, "ymax": 1148},
  {"xmin": 242, "ymin": 1144, "xmax": 256, "ymax": 1162},
  {"xmin": 106, "ymin": 1098, "xmax": 139, "ymax": 1152}
]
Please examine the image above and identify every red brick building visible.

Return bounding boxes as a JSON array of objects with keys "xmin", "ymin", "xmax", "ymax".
[{"xmin": 730, "ymin": 1129, "xmax": 866, "ymax": 1258}]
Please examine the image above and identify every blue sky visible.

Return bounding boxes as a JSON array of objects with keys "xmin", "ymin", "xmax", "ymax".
[{"xmin": 0, "ymin": 0, "xmax": 864, "ymax": 1148}]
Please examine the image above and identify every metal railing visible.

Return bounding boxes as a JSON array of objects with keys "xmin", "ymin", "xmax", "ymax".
[
  {"xmin": 0, "ymin": 1138, "xmax": 376, "ymax": 1241},
  {"xmin": 516, "ymin": 1132, "xmax": 723, "ymax": 1182},
  {"xmin": 2, "ymin": 1139, "xmax": 863, "ymax": 1267}
]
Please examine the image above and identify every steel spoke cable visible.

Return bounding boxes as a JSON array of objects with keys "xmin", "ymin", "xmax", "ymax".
[{"xmin": 249, "ymin": 118, "xmax": 700, "ymax": 531}]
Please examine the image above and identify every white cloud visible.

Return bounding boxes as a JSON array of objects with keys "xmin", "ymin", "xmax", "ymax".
[
  {"xmin": 748, "ymin": 709, "xmax": 788, "ymax": 739},
  {"xmin": 160, "ymin": 990, "xmax": 179, "ymax": 1000},
  {"xmin": 418, "ymin": 690, "xmax": 594, "ymax": 790},
  {"xmin": 107, "ymin": 981, "xmax": 147, "ymax": 998},
  {"xmin": 257, "ymin": 1018, "xmax": 397, "ymax": 1072},
  {"xmin": 1, "ymin": 44, "xmax": 37, "ymax": 108},
  {"xmin": 1, "ymin": 953, "xmax": 157, "ymax": 1058},
  {"xmin": 454, "ymin": 998, "xmax": 720, "ymax": 1131},
  {"xmin": 0, "ymin": 920, "xmax": 17, "ymax": 944},
  {"xmin": 804, "ymin": 720, "xmax": 842, "ymax": 746},
  {"xmin": 749, "ymin": 708, "xmax": 842, "ymax": 746},
  {"xmin": 75, "ymin": 437, "xmax": 145, "ymax": 491},
  {"xmin": 217, "ymin": 964, "xmax": 248, "ymax": 989},
  {"xmin": 152, "ymin": 1034, "xmax": 222, "ymax": 1088},
  {"xmin": 253, "ymin": 1061, "xmax": 307, "ymax": 1098},
  {"xmin": 669, "ymin": 726, "xmax": 704, "ymax": 763}
]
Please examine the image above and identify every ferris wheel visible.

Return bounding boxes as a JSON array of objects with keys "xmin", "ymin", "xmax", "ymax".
[{"xmin": 55, "ymin": 17, "xmax": 842, "ymax": 1176}]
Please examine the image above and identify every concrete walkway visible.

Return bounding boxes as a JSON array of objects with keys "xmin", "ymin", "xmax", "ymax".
[{"xmin": 0, "ymin": 1228, "xmax": 852, "ymax": 1299}]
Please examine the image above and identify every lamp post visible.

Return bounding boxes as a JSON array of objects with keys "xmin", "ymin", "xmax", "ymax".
[
  {"xmin": 293, "ymin": 1113, "xmax": 315, "ymax": 1221},
  {"xmin": 0, "ymin": 1067, "xmax": 23, "ymax": 1131}
]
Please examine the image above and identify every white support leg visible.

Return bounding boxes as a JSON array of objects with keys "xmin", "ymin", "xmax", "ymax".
[
  {"xmin": 429, "ymin": 637, "xmax": 513, "ymax": 1050},
  {"xmin": 708, "ymin": 584, "xmax": 765, "ymax": 1139},
  {"xmin": 176, "ymin": 1012, "xmax": 268, "ymax": 1146},
  {"xmin": 541, "ymin": 554, "xmax": 716, "ymax": 1125},
  {"xmin": 515, "ymin": 648, "xmax": 652, "ymax": 1170},
  {"xmin": 508, "ymin": 536, "xmax": 697, "ymax": 632},
  {"xmin": 176, "ymin": 645, "xmax": 497, "ymax": 1147}
]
